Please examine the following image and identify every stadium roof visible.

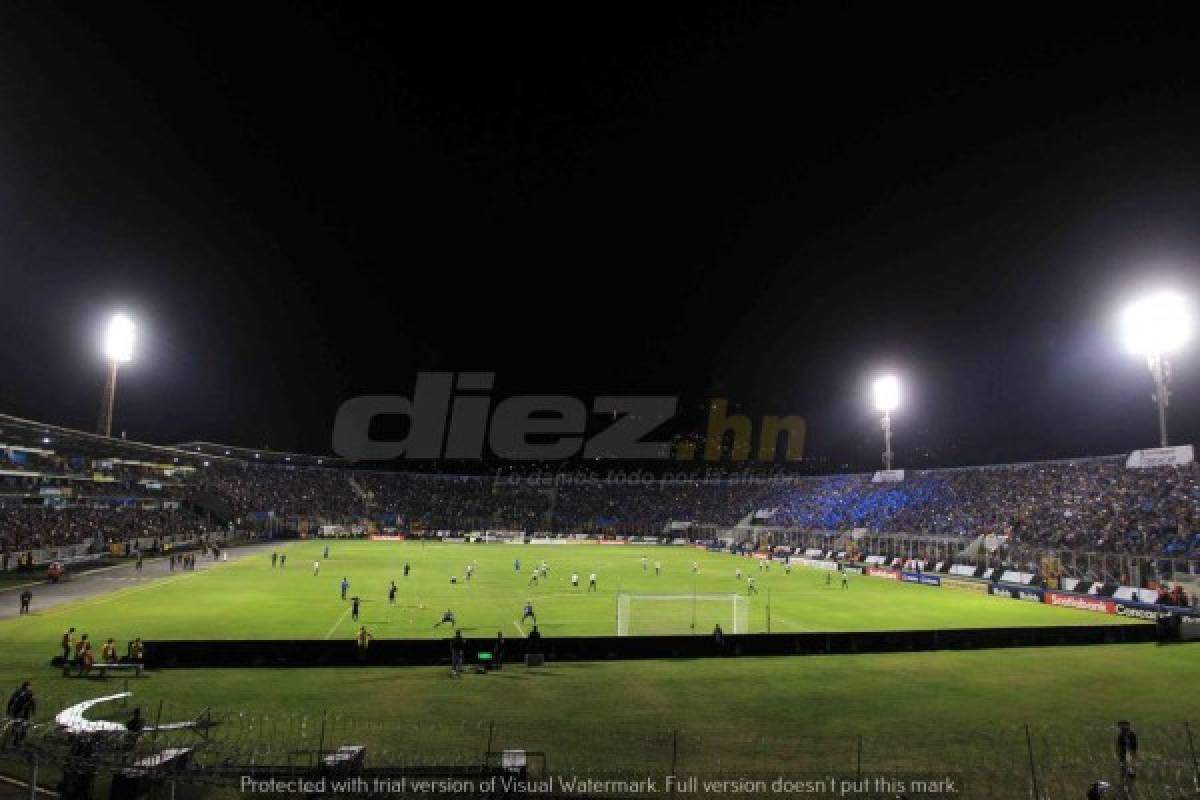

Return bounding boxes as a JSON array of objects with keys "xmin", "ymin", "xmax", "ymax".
[
  {"xmin": 0, "ymin": 412, "xmax": 227, "ymax": 466},
  {"xmin": 173, "ymin": 441, "xmax": 346, "ymax": 468},
  {"xmin": 0, "ymin": 412, "xmax": 348, "ymax": 468}
]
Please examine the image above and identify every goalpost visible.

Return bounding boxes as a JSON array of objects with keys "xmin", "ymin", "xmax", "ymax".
[{"xmin": 615, "ymin": 592, "xmax": 749, "ymax": 636}]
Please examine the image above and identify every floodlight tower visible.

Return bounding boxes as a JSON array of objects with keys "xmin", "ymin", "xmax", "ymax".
[
  {"xmin": 97, "ymin": 314, "xmax": 135, "ymax": 437},
  {"xmin": 1121, "ymin": 292, "xmax": 1190, "ymax": 447},
  {"xmin": 873, "ymin": 375, "xmax": 899, "ymax": 470}
]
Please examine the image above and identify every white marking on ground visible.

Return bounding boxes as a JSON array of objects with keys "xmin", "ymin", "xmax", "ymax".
[
  {"xmin": 512, "ymin": 621, "xmax": 525, "ymax": 637},
  {"xmin": 770, "ymin": 614, "xmax": 817, "ymax": 632},
  {"xmin": 323, "ymin": 606, "xmax": 352, "ymax": 640}
]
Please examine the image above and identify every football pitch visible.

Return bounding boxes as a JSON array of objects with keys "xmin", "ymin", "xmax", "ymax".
[
  {"xmin": 0, "ymin": 541, "xmax": 1132, "ymax": 645},
  {"xmin": 1, "ymin": 542, "xmax": 1195, "ymax": 798}
]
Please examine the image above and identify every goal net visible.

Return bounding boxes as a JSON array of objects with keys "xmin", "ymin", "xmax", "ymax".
[{"xmin": 615, "ymin": 592, "xmax": 749, "ymax": 636}]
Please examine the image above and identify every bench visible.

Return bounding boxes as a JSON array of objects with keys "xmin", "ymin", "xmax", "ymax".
[{"xmin": 62, "ymin": 662, "xmax": 145, "ymax": 678}]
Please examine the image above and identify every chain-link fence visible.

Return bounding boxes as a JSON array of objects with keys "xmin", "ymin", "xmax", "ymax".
[{"xmin": 1, "ymin": 696, "xmax": 1198, "ymax": 798}]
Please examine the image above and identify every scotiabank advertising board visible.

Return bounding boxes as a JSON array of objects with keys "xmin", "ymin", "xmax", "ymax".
[
  {"xmin": 866, "ymin": 567, "xmax": 900, "ymax": 580},
  {"xmin": 1044, "ymin": 591, "xmax": 1115, "ymax": 614}
]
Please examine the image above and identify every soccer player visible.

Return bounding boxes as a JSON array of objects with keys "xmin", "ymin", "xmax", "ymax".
[
  {"xmin": 588, "ymin": 572, "xmax": 597, "ymax": 592},
  {"xmin": 388, "ymin": 581, "xmax": 397, "ymax": 606},
  {"xmin": 785, "ymin": 562, "xmax": 792, "ymax": 575},
  {"xmin": 571, "ymin": 572, "xmax": 579, "ymax": 589},
  {"xmin": 18, "ymin": 589, "xmax": 31, "ymax": 615},
  {"xmin": 351, "ymin": 596, "xmax": 361, "ymax": 622},
  {"xmin": 736, "ymin": 568, "xmax": 742, "ymax": 581},
  {"xmin": 341, "ymin": 577, "xmax": 350, "ymax": 600},
  {"xmin": 527, "ymin": 571, "xmax": 539, "ymax": 588},
  {"xmin": 841, "ymin": 572, "xmax": 849, "ymax": 590},
  {"xmin": 521, "ymin": 601, "xmax": 536, "ymax": 625},
  {"xmin": 747, "ymin": 576, "xmax": 758, "ymax": 595},
  {"xmin": 324, "ymin": 544, "xmax": 330, "ymax": 559},
  {"xmin": 433, "ymin": 609, "xmax": 456, "ymax": 628},
  {"xmin": 465, "ymin": 564, "xmax": 473, "ymax": 582},
  {"xmin": 514, "ymin": 558, "xmax": 521, "ymax": 573},
  {"xmin": 655, "ymin": 561, "xmax": 661, "ymax": 576},
  {"xmin": 271, "ymin": 552, "xmax": 277, "ymax": 568},
  {"xmin": 403, "ymin": 562, "xmax": 410, "ymax": 577},
  {"xmin": 826, "ymin": 572, "xmax": 832, "ymax": 587},
  {"xmin": 313, "ymin": 561, "xmax": 320, "ymax": 576},
  {"xmin": 641, "ymin": 556, "xmax": 647, "ymax": 571},
  {"xmin": 691, "ymin": 561, "xmax": 698, "ymax": 574},
  {"xmin": 279, "ymin": 554, "xmax": 286, "ymax": 568}
]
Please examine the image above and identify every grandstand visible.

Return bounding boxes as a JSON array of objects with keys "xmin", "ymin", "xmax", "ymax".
[
  {"xmin": 2, "ymin": 411, "xmax": 1199, "ymax": 798},
  {"xmin": 4, "ymin": 411, "xmax": 1197, "ymax": 594}
]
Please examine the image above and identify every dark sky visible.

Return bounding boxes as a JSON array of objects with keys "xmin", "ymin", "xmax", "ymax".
[{"xmin": 1, "ymin": 3, "xmax": 1199, "ymax": 469}]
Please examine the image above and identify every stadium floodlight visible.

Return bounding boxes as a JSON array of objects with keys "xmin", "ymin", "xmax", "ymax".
[
  {"xmin": 873, "ymin": 375, "xmax": 899, "ymax": 412},
  {"xmin": 1121, "ymin": 292, "xmax": 1190, "ymax": 447},
  {"xmin": 872, "ymin": 375, "xmax": 899, "ymax": 470},
  {"xmin": 97, "ymin": 314, "xmax": 135, "ymax": 437},
  {"xmin": 104, "ymin": 314, "xmax": 136, "ymax": 363}
]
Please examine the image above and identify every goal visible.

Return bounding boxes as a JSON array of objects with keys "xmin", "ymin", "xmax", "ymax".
[{"xmin": 615, "ymin": 592, "xmax": 749, "ymax": 636}]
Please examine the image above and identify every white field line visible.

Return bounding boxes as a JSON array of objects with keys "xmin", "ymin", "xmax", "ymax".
[
  {"xmin": 769, "ymin": 614, "xmax": 818, "ymax": 632},
  {"xmin": 323, "ymin": 606, "xmax": 353, "ymax": 640},
  {"xmin": 33, "ymin": 552, "xmax": 253, "ymax": 619},
  {"xmin": 35, "ymin": 571, "xmax": 205, "ymax": 619}
]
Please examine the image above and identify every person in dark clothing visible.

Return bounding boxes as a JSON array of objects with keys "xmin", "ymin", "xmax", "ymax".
[
  {"xmin": 60, "ymin": 628, "xmax": 76, "ymax": 662},
  {"xmin": 18, "ymin": 590, "xmax": 31, "ymax": 615},
  {"xmin": 126, "ymin": 707, "xmax": 145, "ymax": 733},
  {"xmin": 351, "ymin": 596, "xmax": 361, "ymax": 622},
  {"xmin": 493, "ymin": 632, "xmax": 505, "ymax": 670},
  {"xmin": 712, "ymin": 623, "xmax": 724, "ymax": 646},
  {"xmin": 450, "ymin": 631, "xmax": 465, "ymax": 677},
  {"xmin": 6, "ymin": 682, "xmax": 35, "ymax": 746},
  {"xmin": 1116, "ymin": 721, "xmax": 1138, "ymax": 778},
  {"xmin": 526, "ymin": 626, "xmax": 543, "ymax": 655}
]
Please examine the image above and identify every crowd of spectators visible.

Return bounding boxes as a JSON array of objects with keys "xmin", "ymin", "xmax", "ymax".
[
  {"xmin": 2, "ymin": 443, "xmax": 1198, "ymax": 557},
  {"xmin": 0, "ymin": 506, "xmax": 207, "ymax": 553},
  {"xmin": 193, "ymin": 464, "xmax": 364, "ymax": 520},
  {"xmin": 763, "ymin": 459, "xmax": 1200, "ymax": 555}
]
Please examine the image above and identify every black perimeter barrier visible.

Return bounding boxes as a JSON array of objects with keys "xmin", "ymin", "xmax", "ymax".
[{"xmin": 142, "ymin": 622, "xmax": 1171, "ymax": 669}]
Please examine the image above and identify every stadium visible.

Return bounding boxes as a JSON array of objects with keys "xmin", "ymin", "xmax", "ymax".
[
  {"xmin": 0, "ymin": 408, "xmax": 1197, "ymax": 799},
  {"xmin": 3, "ymin": 5, "xmax": 1200, "ymax": 800}
]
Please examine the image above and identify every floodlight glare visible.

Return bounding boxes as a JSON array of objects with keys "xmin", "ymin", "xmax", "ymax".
[
  {"xmin": 871, "ymin": 375, "xmax": 900, "ymax": 470},
  {"xmin": 97, "ymin": 313, "xmax": 135, "ymax": 437},
  {"xmin": 1120, "ymin": 291, "xmax": 1190, "ymax": 447},
  {"xmin": 104, "ymin": 314, "xmax": 136, "ymax": 363},
  {"xmin": 1121, "ymin": 292, "xmax": 1190, "ymax": 356},
  {"xmin": 873, "ymin": 375, "xmax": 899, "ymax": 413}
]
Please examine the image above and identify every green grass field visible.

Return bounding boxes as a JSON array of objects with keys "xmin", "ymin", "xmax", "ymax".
[
  {"xmin": 0, "ymin": 542, "xmax": 1194, "ymax": 799},
  {"xmin": 0, "ymin": 541, "xmax": 1131, "ymax": 646}
]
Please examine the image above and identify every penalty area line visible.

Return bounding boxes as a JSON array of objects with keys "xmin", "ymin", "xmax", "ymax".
[{"xmin": 323, "ymin": 606, "xmax": 353, "ymax": 640}]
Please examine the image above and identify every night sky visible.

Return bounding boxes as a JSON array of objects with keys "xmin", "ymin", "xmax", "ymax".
[{"xmin": 2, "ymin": 3, "xmax": 1199, "ymax": 469}]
